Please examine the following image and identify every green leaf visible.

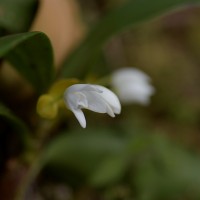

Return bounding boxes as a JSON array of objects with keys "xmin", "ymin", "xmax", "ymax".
[
  {"xmin": 43, "ymin": 129, "xmax": 125, "ymax": 177},
  {"xmin": 89, "ymin": 155, "xmax": 128, "ymax": 186},
  {"xmin": 134, "ymin": 134, "xmax": 200, "ymax": 199},
  {"xmin": 61, "ymin": 0, "xmax": 200, "ymax": 78},
  {"xmin": 0, "ymin": 0, "xmax": 37, "ymax": 33},
  {"xmin": 0, "ymin": 32, "xmax": 55, "ymax": 93},
  {"xmin": 89, "ymin": 133, "xmax": 152, "ymax": 187}
]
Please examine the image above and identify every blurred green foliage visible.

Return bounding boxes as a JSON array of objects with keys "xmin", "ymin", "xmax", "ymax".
[
  {"xmin": 0, "ymin": 0, "xmax": 200, "ymax": 200},
  {"xmin": 41, "ymin": 129, "xmax": 200, "ymax": 200},
  {"xmin": 61, "ymin": 0, "xmax": 200, "ymax": 78}
]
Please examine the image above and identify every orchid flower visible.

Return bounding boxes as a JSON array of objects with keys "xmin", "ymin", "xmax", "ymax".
[
  {"xmin": 64, "ymin": 84, "xmax": 121, "ymax": 128},
  {"xmin": 111, "ymin": 67, "xmax": 155, "ymax": 105}
]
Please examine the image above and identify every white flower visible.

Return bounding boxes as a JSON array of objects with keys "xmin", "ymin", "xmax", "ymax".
[
  {"xmin": 64, "ymin": 84, "xmax": 121, "ymax": 128},
  {"xmin": 111, "ymin": 67, "xmax": 155, "ymax": 105}
]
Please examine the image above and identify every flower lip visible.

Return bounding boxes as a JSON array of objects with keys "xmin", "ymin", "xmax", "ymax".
[{"xmin": 64, "ymin": 84, "xmax": 121, "ymax": 128}]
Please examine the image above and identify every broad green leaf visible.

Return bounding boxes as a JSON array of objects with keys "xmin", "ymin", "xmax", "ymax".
[
  {"xmin": 89, "ymin": 133, "xmax": 151, "ymax": 186},
  {"xmin": 134, "ymin": 134, "xmax": 200, "ymax": 199},
  {"xmin": 43, "ymin": 129, "xmax": 125, "ymax": 177},
  {"xmin": 0, "ymin": 102, "xmax": 30, "ymax": 145},
  {"xmin": 0, "ymin": 0, "xmax": 37, "ymax": 33},
  {"xmin": 0, "ymin": 32, "xmax": 55, "ymax": 93},
  {"xmin": 61, "ymin": 0, "xmax": 200, "ymax": 78},
  {"xmin": 89, "ymin": 155, "xmax": 128, "ymax": 186}
]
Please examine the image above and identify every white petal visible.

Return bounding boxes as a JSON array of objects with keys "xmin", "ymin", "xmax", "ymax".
[
  {"xmin": 72, "ymin": 109, "xmax": 86, "ymax": 128},
  {"xmin": 64, "ymin": 83, "xmax": 121, "ymax": 128},
  {"xmin": 64, "ymin": 87, "xmax": 88, "ymax": 110},
  {"xmin": 85, "ymin": 91, "xmax": 116, "ymax": 117},
  {"xmin": 111, "ymin": 67, "xmax": 155, "ymax": 105},
  {"xmin": 82, "ymin": 91, "xmax": 108, "ymax": 113},
  {"xmin": 112, "ymin": 67, "xmax": 151, "ymax": 84},
  {"xmin": 104, "ymin": 103, "xmax": 115, "ymax": 117},
  {"xmin": 81, "ymin": 84, "xmax": 102, "ymax": 93},
  {"xmin": 94, "ymin": 85, "xmax": 121, "ymax": 114},
  {"xmin": 76, "ymin": 92, "xmax": 88, "ymax": 108},
  {"xmin": 66, "ymin": 84, "xmax": 86, "ymax": 93}
]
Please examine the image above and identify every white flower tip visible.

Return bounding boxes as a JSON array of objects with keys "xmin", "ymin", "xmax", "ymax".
[
  {"xmin": 72, "ymin": 109, "xmax": 86, "ymax": 128},
  {"xmin": 114, "ymin": 105, "xmax": 121, "ymax": 114},
  {"xmin": 93, "ymin": 85, "xmax": 121, "ymax": 115}
]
